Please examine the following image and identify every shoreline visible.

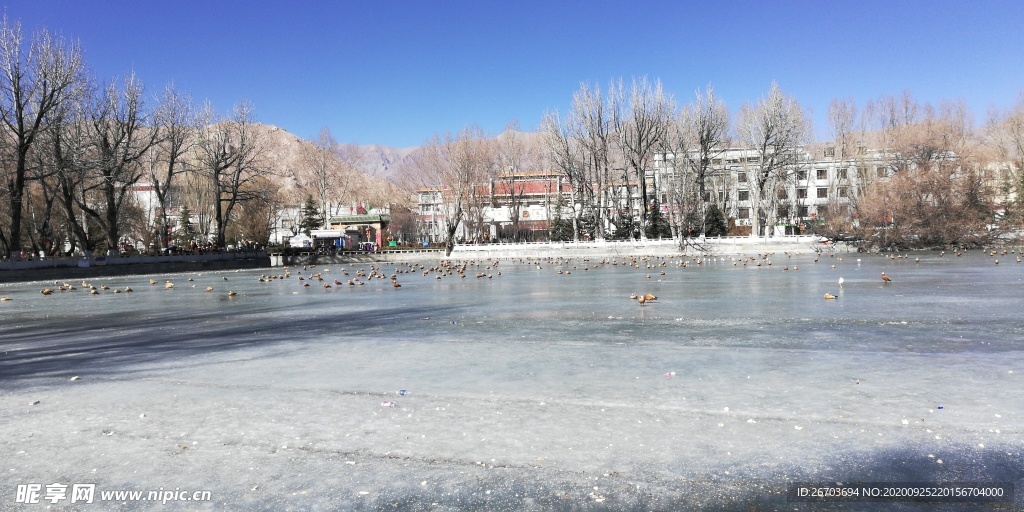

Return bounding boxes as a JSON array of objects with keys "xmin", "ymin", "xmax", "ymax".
[
  {"xmin": 448, "ymin": 236, "xmax": 851, "ymax": 258},
  {"xmin": 274, "ymin": 236, "xmax": 852, "ymax": 267},
  {"xmin": 0, "ymin": 252, "xmax": 270, "ymax": 284},
  {"xmin": 0, "ymin": 237, "xmax": 858, "ymax": 283}
]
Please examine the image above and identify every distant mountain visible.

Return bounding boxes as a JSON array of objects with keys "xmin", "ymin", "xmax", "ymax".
[
  {"xmin": 254, "ymin": 126, "xmax": 545, "ymax": 193},
  {"xmin": 251, "ymin": 124, "xmax": 411, "ymax": 200},
  {"xmin": 350, "ymin": 129, "xmax": 546, "ymax": 183},
  {"xmin": 255, "ymin": 124, "xmax": 308, "ymax": 190},
  {"xmin": 349, "ymin": 143, "xmax": 419, "ymax": 183}
]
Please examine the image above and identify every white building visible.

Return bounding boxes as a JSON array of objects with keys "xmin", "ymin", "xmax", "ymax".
[{"xmin": 652, "ymin": 145, "xmax": 890, "ymax": 235}]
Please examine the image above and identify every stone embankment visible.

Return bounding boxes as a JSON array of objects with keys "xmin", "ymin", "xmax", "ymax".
[
  {"xmin": 0, "ymin": 251, "xmax": 270, "ymax": 284},
  {"xmin": 271, "ymin": 249, "xmax": 444, "ymax": 267}
]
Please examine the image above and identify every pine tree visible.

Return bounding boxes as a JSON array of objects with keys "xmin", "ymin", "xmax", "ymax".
[
  {"xmin": 175, "ymin": 205, "xmax": 197, "ymax": 246},
  {"xmin": 549, "ymin": 193, "xmax": 574, "ymax": 241},
  {"xmin": 704, "ymin": 203, "xmax": 728, "ymax": 237},
  {"xmin": 645, "ymin": 198, "xmax": 672, "ymax": 239},
  {"xmin": 298, "ymin": 196, "xmax": 324, "ymax": 236}
]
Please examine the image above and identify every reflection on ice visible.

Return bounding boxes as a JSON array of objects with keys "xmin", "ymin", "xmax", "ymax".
[{"xmin": 1, "ymin": 251, "xmax": 1022, "ymax": 510}]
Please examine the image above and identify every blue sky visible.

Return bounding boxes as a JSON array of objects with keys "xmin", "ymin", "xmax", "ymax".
[{"xmin": 4, "ymin": 1, "xmax": 1022, "ymax": 148}]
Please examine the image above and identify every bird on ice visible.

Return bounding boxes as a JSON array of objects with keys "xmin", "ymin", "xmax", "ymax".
[
  {"xmin": 881, "ymin": 272, "xmax": 892, "ymax": 282},
  {"xmin": 838, "ymin": 277, "xmax": 845, "ymax": 286}
]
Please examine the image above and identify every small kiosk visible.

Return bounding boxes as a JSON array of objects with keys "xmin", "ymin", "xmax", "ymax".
[
  {"xmin": 309, "ymin": 230, "xmax": 351, "ymax": 253},
  {"xmin": 324, "ymin": 214, "xmax": 391, "ymax": 251}
]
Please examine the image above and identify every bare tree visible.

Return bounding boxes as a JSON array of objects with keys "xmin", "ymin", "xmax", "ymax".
[
  {"xmin": 77, "ymin": 72, "xmax": 162, "ymax": 253},
  {"xmin": 986, "ymin": 93, "xmax": 1024, "ymax": 227},
  {"xmin": 684, "ymin": 85, "xmax": 729, "ymax": 200},
  {"xmin": 147, "ymin": 83, "xmax": 197, "ymax": 251},
  {"xmin": 663, "ymin": 85, "xmax": 730, "ymax": 239},
  {"xmin": 226, "ymin": 175, "xmax": 283, "ymax": 247},
  {"xmin": 856, "ymin": 162, "xmax": 991, "ymax": 249},
  {"xmin": 181, "ymin": 168, "xmax": 215, "ymax": 243},
  {"xmin": 408, "ymin": 126, "xmax": 492, "ymax": 256},
  {"xmin": 38, "ymin": 89, "xmax": 93, "ymax": 254},
  {"xmin": 541, "ymin": 110, "xmax": 585, "ymax": 241},
  {"xmin": 569, "ymin": 82, "xmax": 618, "ymax": 239},
  {"xmin": 0, "ymin": 16, "xmax": 85, "ymax": 258},
  {"xmin": 360, "ymin": 174, "xmax": 410, "ymax": 217},
  {"xmin": 193, "ymin": 100, "xmax": 269, "ymax": 249},
  {"xmin": 613, "ymin": 77, "xmax": 674, "ymax": 238},
  {"xmin": 828, "ymin": 96, "xmax": 857, "ymax": 161},
  {"xmin": 735, "ymin": 82, "xmax": 811, "ymax": 237},
  {"xmin": 854, "ymin": 94, "xmax": 991, "ymax": 248},
  {"xmin": 331, "ymin": 142, "xmax": 366, "ymax": 215},
  {"xmin": 298, "ymin": 127, "xmax": 343, "ymax": 227},
  {"xmin": 492, "ymin": 119, "xmax": 540, "ymax": 240},
  {"xmin": 880, "ymin": 97, "xmax": 969, "ymax": 175}
]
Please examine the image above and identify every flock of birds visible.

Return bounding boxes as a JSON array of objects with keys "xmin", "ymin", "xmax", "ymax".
[
  {"xmin": 1, "ymin": 247, "xmax": 1019, "ymax": 304},
  {"xmin": 12, "ymin": 276, "xmax": 241, "ymax": 300},
  {"xmin": 816, "ymin": 247, "xmax": 1020, "ymax": 299}
]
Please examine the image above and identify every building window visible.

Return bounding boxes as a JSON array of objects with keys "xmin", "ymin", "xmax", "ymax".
[
  {"xmin": 797, "ymin": 170, "xmax": 808, "ymax": 181},
  {"xmin": 838, "ymin": 169, "xmax": 848, "ymax": 180},
  {"xmin": 876, "ymin": 167, "xmax": 887, "ymax": 178},
  {"xmin": 817, "ymin": 169, "xmax": 827, "ymax": 180},
  {"xmin": 778, "ymin": 206, "xmax": 789, "ymax": 218},
  {"xmin": 738, "ymin": 190, "xmax": 749, "ymax": 201},
  {"xmin": 817, "ymin": 205, "xmax": 829, "ymax": 217},
  {"xmin": 778, "ymin": 189, "xmax": 789, "ymax": 200},
  {"xmin": 738, "ymin": 208, "xmax": 749, "ymax": 219},
  {"xmin": 796, "ymin": 188, "xmax": 807, "ymax": 199},
  {"xmin": 824, "ymin": 147, "xmax": 835, "ymax": 157},
  {"xmin": 798, "ymin": 206, "xmax": 809, "ymax": 217},
  {"xmin": 817, "ymin": 187, "xmax": 828, "ymax": 198},
  {"xmin": 838, "ymin": 187, "xmax": 848, "ymax": 198},
  {"xmin": 738, "ymin": 172, "xmax": 747, "ymax": 183}
]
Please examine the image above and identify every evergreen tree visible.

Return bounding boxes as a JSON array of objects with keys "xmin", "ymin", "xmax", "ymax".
[
  {"xmin": 298, "ymin": 196, "xmax": 324, "ymax": 236},
  {"xmin": 610, "ymin": 213, "xmax": 639, "ymax": 240},
  {"xmin": 645, "ymin": 198, "xmax": 672, "ymax": 239},
  {"xmin": 175, "ymin": 205, "xmax": 197, "ymax": 246},
  {"xmin": 548, "ymin": 193, "xmax": 574, "ymax": 241},
  {"xmin": 704, "ymin": 204, "xmax": 728, "ymax": 237}
]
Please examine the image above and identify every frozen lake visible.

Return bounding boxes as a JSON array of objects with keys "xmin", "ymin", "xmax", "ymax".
[{"xmin": 2, "ymin": 250, "xmax": 1022, "ymax": 510}]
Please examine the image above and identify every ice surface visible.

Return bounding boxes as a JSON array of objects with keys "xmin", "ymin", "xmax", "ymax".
[{"xmin": 1, "ymin": 251, "xmax": 1022, "ymax": 510}]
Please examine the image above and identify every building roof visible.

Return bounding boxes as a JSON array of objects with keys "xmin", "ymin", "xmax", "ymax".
[
  {"xmin": 328, "ymin": 214, "xmax": 391, "ymax": 224},
  {"xmin": 482, "ymin": 181, "xmax": 573, "ymax": 196}
]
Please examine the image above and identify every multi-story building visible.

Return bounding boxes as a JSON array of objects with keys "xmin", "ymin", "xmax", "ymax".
[
  {"xmin": 652, "ymin": 146, "xmax": 890, "ymax": 235},
  {"xmin": 415, "ymin": 142, "xmax": 1005, "ymax": 241},
  {"xmin": 417, "ymin": 171, "xmax": 574, "ymax": 242}
]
